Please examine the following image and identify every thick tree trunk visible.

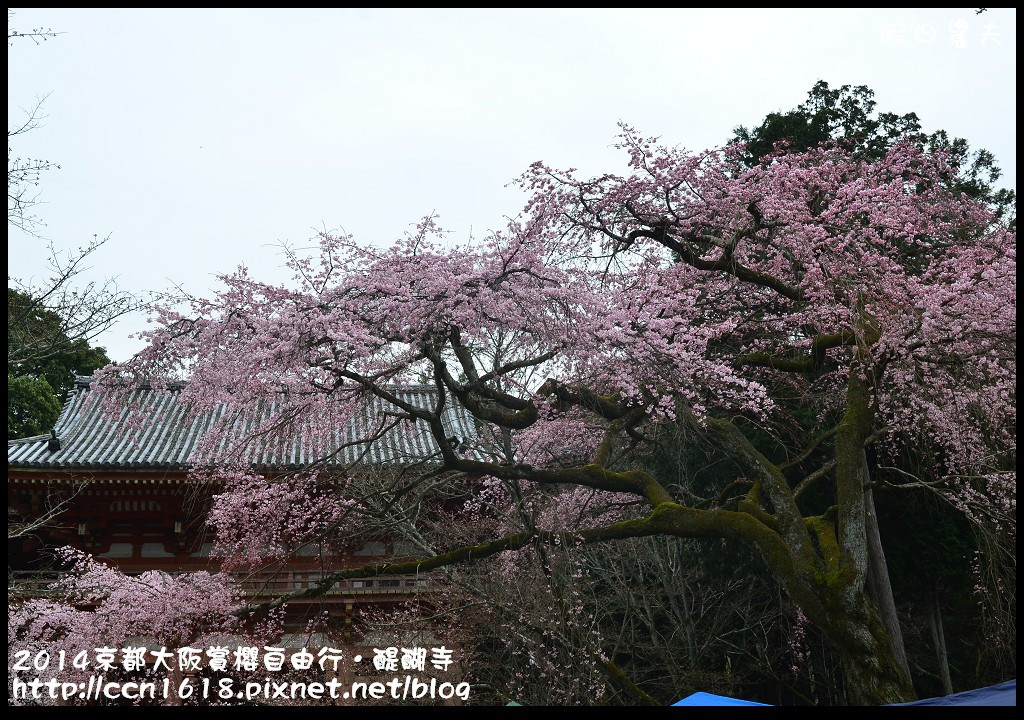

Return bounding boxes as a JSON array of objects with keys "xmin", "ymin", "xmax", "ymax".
[
  {"xmin": 825, "ymin": 594, "xmax": 917, "ymax": 705},
  {"xmin": 702, "ymin": 372, "xmax": 917, "ymax": 705},
  {"xmin": 824, "ymin": 367, "xmax": 915, "ymax": 704}
]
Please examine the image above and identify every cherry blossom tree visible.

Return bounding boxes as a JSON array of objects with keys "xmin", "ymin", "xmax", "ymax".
[
  {"xmin": 84, "ymin": 128, "xmax": 1015, "ymax": 705},
  {"xmin": 8, "ymin": 548, "xmax": 263, "ymax": 706}
]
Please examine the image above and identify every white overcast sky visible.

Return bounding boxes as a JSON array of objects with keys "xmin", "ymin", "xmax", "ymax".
[{"xmin": 8, "ymin": 8, "xmax": 1017, "ymax": 363}]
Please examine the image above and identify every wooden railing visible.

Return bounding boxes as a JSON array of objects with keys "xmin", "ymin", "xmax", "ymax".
[
  {"xmin": 228, "ymin": 570, "xmax": 431, "ymax": 597},
  {"xmin": 8, "ymin": 571, "xmax": 66, "ymax": 595},
  {"xmin": 9, "ymin": 570, "xmax": 431, "ymax": 599}
]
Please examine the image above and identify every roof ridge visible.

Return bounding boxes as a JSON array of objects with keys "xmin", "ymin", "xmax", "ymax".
[{"xmin": 7, "ymin": 434, "xmax": 51, "ymax": 446}]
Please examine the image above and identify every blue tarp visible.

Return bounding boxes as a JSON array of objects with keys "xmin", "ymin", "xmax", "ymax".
[
  {"xmin": 672, "ymin": 680, "xmax": 1016, "ymax": 706},
  {"xmin": 672, "ymin": 692, "xmax": 769, "ymax": 706},
  {"xmin": 890, "ymin": 679, "xmax": 1016, "ymax": 706}
]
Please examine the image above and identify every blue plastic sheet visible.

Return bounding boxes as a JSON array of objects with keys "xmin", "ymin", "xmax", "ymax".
[
  {"xmin": 672, "ymin": 692, "xmax": 770, "ymax": 706},
  {"xmin": 671, "ymin": 680, "xmax": 1016, "ymax": 706},
  {"xmin": 889, "ymin": 679, "xmax": 1016, "ymax": 706}
]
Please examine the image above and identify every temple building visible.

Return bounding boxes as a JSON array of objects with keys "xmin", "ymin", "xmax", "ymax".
[{"xmin": 8, "ymin": 375, "xmax": 481, "ymax": 655}]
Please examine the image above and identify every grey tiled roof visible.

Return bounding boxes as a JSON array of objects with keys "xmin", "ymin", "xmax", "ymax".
[{"xmin": 8, "ymin": 377, "xmax": 482, "ymax": 471}]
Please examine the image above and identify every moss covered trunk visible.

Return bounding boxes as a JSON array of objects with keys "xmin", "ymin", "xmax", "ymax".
[
  {"xmin": 814, "ymin": 362, "xmax": 915, "ymax": 704},
  {"xmin": 822, "ymin": 592, "xmax": 916, "ymax": 704}
]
